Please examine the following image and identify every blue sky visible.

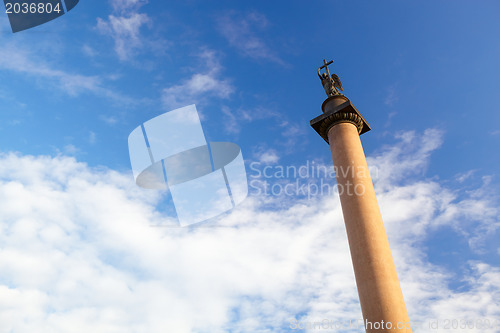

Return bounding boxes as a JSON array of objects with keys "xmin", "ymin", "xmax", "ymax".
[{"xmin": 0, "ymin": 0, "xmax": 499, "ymax": 332}]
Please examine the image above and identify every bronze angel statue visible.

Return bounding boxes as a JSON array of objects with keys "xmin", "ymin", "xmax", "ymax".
[{"xmin": 318, "ymin": 59, "xmax": 343, "ymax": 97}]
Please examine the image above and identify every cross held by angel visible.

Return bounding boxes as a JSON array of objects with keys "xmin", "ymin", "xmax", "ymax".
[{"xmin": 318, "ymin": 59, "xmax": 344, "ymax": 97}]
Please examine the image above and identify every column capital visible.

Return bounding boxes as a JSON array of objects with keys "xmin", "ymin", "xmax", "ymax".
[
  {"xmin": 310, "ymin": 96, "xmax": 371, "ymax": 143},
  {"xmin": 322, "ymin": 111, "xmax": 364, "ymax": 140}
]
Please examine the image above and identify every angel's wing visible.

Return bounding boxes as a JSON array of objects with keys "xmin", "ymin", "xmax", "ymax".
[{"xmin": 331, "ymin": 73, "xmax": 344, "ymax": 91}]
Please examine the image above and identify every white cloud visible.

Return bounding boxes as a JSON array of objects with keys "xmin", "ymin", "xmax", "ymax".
[
  {"xmin": 216, "ymin": 11, "xmax": 283, "ymax": 64},
  {"xmin": 278, "ymin": 119, "xmax": 308, "ymax": 150},
  {"xmin": 369, "ymin": 130, "xmax": 498, "ymax": 247},
  {"xmin": 221, "ymin": 105, "xmax": 280, "ymax": 134},
  {"xmin": 96, "ymin": 13, "xmax": 151, "ymax": 61},
  {"xmin": 99, "ymin": 115, "xmax": 119, "ymax": 125},
  {"xmin": 419, "ymin": 262, "xmax": 500, "ymax": 331},
  {"xmin": 0, "ymin": 151, "xmax": 337, "ymax": 332},
  {"xmin": 257, "ymin": 149, "xmax": 280, "ymax": 164},
  {"xmin": 161, "ymin": 50, "xmax": 234, "ymax": 109},
  {"xmin": 455, "ymin": 169, "xmax": 477, "ymax": 183},
  {"xmin": 110, "ymin": 0, "xmax": 147, "ymax": 13},
  {"xmin": 490, "ymin": 129, "xmax": 500, "ymax": 136},
  {"xmin": 0, "ymin": 129, "xmax": 499, "ymax": 332},
  {"xmin": 0, "ymin": 43, "xmax": 101, "ymax": 96},
  {"xmin": 385, "ymin": 85, "xmax": 399, "ymax": 106},
  {"xmin": 89, "ymin": 131, "xmax": 97, "ymax": 144},
  {"xmin": 82, "ymin": 44, "xmax": 98, "ymax": 58},
  {"xmin": 96, "ymin": 0, "xmax": 164, "ymax": 62},
  {"xmin": 368, "ymin": 128, "xmax": 443, "ymax": 191},
  {"xmin": 62, "ymin": 144, "xmax": 80, "ymax": 155}
]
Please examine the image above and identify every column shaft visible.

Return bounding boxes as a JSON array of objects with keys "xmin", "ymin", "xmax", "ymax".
[{"xmin": 328, "ymin": 122, "xmax": 412, "ymax": 333}]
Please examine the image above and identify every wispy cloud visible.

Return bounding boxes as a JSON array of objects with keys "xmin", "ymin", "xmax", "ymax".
[
  {"xmin": 0, "ymin": 43, "xmax": 101, "ymax": 96},
  {"xmin": 0, "ymin": 41, "xmax": 144, "ymax": 105},
  {"xmin": 221, "ymin": 105, "xmax": 280, "ymax": 134},
  {"xmin": 161, "ymin": 50, "xmax": 234, "ymax": 109},
  {"xmin": 97, "ymin": 13, "xmax": 152, "ymax": 61},
  {"xmin": 455, "ymin": 169, "xmax": 477, "ymax": 183},
  {"xmin": 96, "ymin": 0, "xmax": 159, "ymax": 62},
  {"xmin": 385, "ymin": 84, "xmax": 399, "ymax": 106},
  {"xmin": 63, "ymin": 144, "xmax": 80, "ymax": 155},
  {"xmin": 216, "ymin": 11, "xmax": 283, "ymax": 64},
  {"xmin": 254, "ymin": 148, "xmax": 280, "ymax": 165},
  {"xmin": 110, "ymin": 0, "xmax": 148, "ymax": 13},
  {"xmin": 368, "ymin": 128, "xmax": 444, "ymax": 190},
  {"xmin": 490, "ymin": 129, "xmax": 500, "ymax": 136},
  {"xmin": 278, "ymin": 119, "xmax": 307, "ymax": 150},
  {"xmin": 99, "ymin": 115, "xmax": 119, "ymax": 125},
  {"xmin": 88, "ymin": 131, "xmax": 97, "ymax": 144},
  {"xmin": 81, "ymin": 44, "xmax": 98, "ymax": 58}
]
